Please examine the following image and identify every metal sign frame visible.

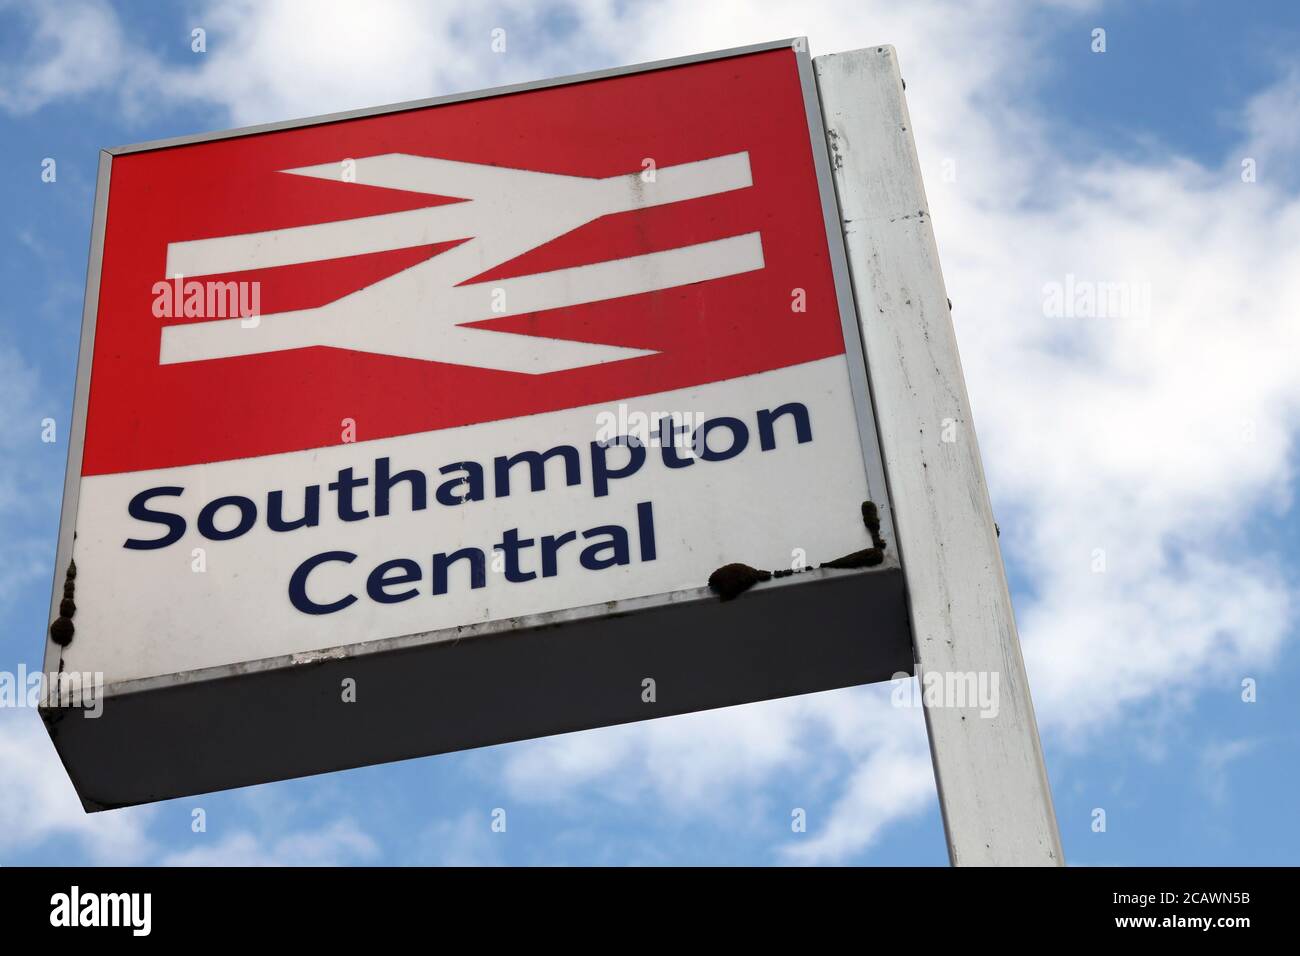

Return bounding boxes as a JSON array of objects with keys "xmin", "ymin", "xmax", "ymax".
[
  {"xmin": 41, "ymin": 38, "xmax": 921, "ymax": 814},
  {"xmin": 44, "ymin": 37, "xmax": 899, "ymax": 689}
]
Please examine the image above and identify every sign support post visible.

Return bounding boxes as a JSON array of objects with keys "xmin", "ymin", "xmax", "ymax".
[{"xmin": 814, "ymin": 45, "xmax": 1065, "ymax": 865}]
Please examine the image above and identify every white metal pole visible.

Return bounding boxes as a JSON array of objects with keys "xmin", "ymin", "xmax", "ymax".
[{"xmin": 813, "ymin": 45, "xmax": 1064, "ymax": 866}]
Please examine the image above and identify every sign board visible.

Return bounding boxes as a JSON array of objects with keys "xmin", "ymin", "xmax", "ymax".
[{"xmin": 43, "ymin": 38, "xmax": 913, "ymax": 810}]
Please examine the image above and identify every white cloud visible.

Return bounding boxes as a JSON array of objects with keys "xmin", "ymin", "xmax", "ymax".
[
  {"xmin": 160, "ymin": 0, "xmax": 504, "ymax": 126},
  {"xmin": 0, "ymin": 711, "xmax": 156, "ymax": 863},
  {"xmin": 160, "ymin": 818, "xmax": 378, "ymax": 866},
  {"xmin": 2, "ymin": 0, "xmax": 1298, "ymax": 864},
  {"xmin": 1240, "ymin": 68, "xmax": 1300, "ymax": 187},
  {"xmin": 407, "ymin": 810, "xmax": 506, "ymax": 866},
  {"xmin": 780, "ymin": 741, "xmax": 937, "ymax": 864},
  {"xmin": 943, "ymin": 100, "xmax": 1300, "ymax": 737},
  {"xmin": 0, "ymin": 0, "xmax": 132, "ymax": 115},
  {"xmin": 500, "ymin": 684, "xmax": 937, "ymax": 865}
]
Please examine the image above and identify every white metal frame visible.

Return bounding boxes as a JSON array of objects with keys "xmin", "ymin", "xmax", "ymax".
[{"xmin": 815, "ymin": 45, "xmax": 1063, "ymax": 865}]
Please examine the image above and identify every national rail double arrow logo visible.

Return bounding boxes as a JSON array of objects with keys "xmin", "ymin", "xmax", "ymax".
[{"xmin": 158, "ymin": 152, "xmax": 764, "ymax": 374}]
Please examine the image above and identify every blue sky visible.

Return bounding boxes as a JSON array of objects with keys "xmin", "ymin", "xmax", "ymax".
[{"xmin": 2, "ymin": 0, "xmax": 1298, "ymax": 865}]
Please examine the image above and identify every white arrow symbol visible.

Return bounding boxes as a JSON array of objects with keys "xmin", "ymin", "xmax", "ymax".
[{"xmin": 159, "ymin": 152, "xmax": 763, "ymax": 374}]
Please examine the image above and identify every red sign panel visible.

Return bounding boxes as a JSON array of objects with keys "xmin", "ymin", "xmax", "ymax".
[{"xmin": 87, "ymin": 48, "xmax": 845, "ymax": 476}]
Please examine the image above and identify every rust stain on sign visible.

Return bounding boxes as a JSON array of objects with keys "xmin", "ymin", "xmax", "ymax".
[
  {"xmin": 49, "ymin": 558, "xmax": 77, "ymax": 646},
  {"xmin": 708, "ymin": 500, "xmax": 887, "ymax": 600},
  {"xmin": 821, "ymin": 500, "xmax": 886, "ymax": 569},
  {"xmin": 707, "ymin": 563, "xmax": 772, "ymax": 601}
]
